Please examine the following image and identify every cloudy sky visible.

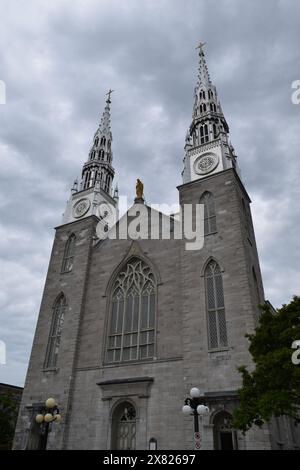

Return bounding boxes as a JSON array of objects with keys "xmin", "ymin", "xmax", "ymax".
[{"xmin": 0, "ymin": 0, "xmax": 300, "ymax": 386}]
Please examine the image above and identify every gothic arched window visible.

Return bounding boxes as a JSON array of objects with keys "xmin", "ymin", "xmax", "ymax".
[
  {"xmin": 44, "ymin": 295, "xmax": 66, "ymax": 368},
  {"xmin": 95, "ymin": 137, "xmax": 99, "ymax": 146},
  {"xmin": 200, "ymin": 192, "xmax": 217, "ymax": 235},
  {"xmin": 205, "ymin": 260, "xmax": 228, "ymax": 350},
  {"xmin": 61, "ymin": 234, "xmax": 76, "ymax": 273},
  {"xmin": 106, "ymin": 258, "xmax": 156, "ymax": 363}
]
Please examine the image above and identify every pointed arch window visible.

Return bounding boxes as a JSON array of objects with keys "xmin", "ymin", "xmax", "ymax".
[
  {"xmin": 44, "ymin": 295, "xmax": 66, "ymax": 368},
  {"xmin": 95, "ymin": 137, "xmax": 99, "ymax": 146},
  {"xmin": 200, "ymin": 124, "xmax": 209, "ymax": 144},
  {"xmin": 61, "ymin": 234, "xmax": 76, "ymax": 273},
  {"xmin": 205, "ymin": 261, "xmax": 228, "ymax": 350},
  {"xmin": 106, "ymin": 258, "xmax": 156, "ymax": 363},
  {"xmin": 200, "ymin": 192, "xmax": 217, "ymax": 235}
]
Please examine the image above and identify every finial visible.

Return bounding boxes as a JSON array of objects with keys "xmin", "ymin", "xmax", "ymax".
[
  {"xmin": 106, "ymin": 89, "xmax": 114, "ymax": 102},
  {"xmin": 135, "ymin": 178, "xmax": 144, "ymax": 203},
  {"xmin": 71, "ymin": 178, "xmax": 78, "ymax": 194},
  {"xmin": 113, "ymin": 184, "xmax": 119, "ymax": 199}
]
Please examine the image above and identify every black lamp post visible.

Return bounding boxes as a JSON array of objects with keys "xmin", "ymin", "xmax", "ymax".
[
  {"xmin": 35, "ymin": 398, "xmax": 62, "ymax": 450},
  {"xmin": 182, "ymin": 388, "xmax": 209, "ymax": 449}
]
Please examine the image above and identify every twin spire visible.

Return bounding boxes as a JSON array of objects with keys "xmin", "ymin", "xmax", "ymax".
[{"xmin": 75, "ymin": 44, "xmax": 238, "ymax": 196}]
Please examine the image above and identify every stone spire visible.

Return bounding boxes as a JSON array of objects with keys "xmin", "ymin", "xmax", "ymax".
[
  {"xmin": 98, "ymin": 89, "xmax": 113, "ymax": 136},
  {"xmin": 196, "ymin": 42, "xmax": 212, "ymax": 88},
  {"xmin": 182, "ymin": 43, "xmax": 239, "ymax": 184},
  {"xmin": 80, "ymin": 91, "xmax": 115, "ymax": 194}
]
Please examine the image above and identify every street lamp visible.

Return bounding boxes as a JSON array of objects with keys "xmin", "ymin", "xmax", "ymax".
[
  {"xmin": 34, "ymin": 398, "xmax": 62, "ymax": 448},
  {"xmin": 182, "ymin": 387, "xmax": 209, "ymax": 449}
]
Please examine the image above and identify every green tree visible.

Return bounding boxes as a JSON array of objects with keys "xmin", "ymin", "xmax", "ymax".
[
  {"xmin": 0, "ymin": 393, "xmax": 19, "ymax": 450},
  {"xmin": 233, "ymin": 296, "xmax": 300, "ymax": 433}
]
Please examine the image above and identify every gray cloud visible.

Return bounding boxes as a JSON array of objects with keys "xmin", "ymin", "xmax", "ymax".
[{"xmin": 0, "ymin": 0, "xmax": 299, "ymax": 386}]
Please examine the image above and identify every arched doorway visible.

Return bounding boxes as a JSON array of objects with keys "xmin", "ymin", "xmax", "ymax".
[
  {"xmin": 213, "ymin": 411, "xmax": 237, "ymax": 450},
  {"xmin": 111, "ymin": 402, "xmax": 137, "ymax": 450}
]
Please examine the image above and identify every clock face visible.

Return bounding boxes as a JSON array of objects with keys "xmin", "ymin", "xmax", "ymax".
[
  {"xmin": 73, "ymin": 198, "xmax": 91, "ymax": 218},
  {"xmin": 194, "ymin": 153, "xmax": 219, "ymax": 175}
]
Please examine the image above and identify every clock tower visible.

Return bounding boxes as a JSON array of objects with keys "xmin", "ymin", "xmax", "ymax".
[
  {"xmin": 182, "ymin": 43, "xmax": 239, "ymax": 183},
  {"xmin": 62, "ymin": 92, "xmax": 119, "ymax": 229}
]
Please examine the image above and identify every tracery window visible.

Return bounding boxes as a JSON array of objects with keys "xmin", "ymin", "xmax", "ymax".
[
  {"xmin": 106, "ymin": 258, "xmax": 156, "ymax": 363},
  {"xmin": 44, "ymin": 294, "xmax": 66, "ymax": 368},
  {"xmin": 205, "ymin": 260, "xmax": 228, "ymax": 350}
]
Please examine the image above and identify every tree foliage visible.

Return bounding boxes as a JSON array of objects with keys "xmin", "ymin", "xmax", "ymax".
[
  {"xmin": 233, "ymin": 296, "xmax": 300, "ymax": 433},
  {"xmin": 0, "ymin": 393, "xmax": 19, "ymax": 450}
]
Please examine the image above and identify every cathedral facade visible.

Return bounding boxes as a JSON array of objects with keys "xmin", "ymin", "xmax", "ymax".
[{"xmin": 14, "ymin": 46, "xmax": 275, "ymax": 450}]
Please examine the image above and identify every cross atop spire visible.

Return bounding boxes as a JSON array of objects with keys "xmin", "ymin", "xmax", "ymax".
[
  {"xmin": 195, "ymin": 41, "xmax": 206, "ymax": 51},
  {"xmin": 106, "ymin": 89, "xmax": 114, "ymax": 103}
]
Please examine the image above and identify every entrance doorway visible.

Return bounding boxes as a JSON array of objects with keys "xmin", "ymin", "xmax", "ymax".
[
  {"xmin": 111, "ymin": 401, "xmax": 136, "ymax": 450},
  {"xmin": 213, "ymin": 411, "xmax": 237, "ymax": 450}
]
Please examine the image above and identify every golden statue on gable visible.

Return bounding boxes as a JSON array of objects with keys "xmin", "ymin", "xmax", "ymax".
[{"xmin": 136, "ymin": 179, "xmax": 144, "ymax": 199}]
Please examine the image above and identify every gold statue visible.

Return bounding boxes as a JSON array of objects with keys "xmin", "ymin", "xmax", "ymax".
[{"xmin": 136, "ymin": 179, "xmax": 144, "ymax": 199}]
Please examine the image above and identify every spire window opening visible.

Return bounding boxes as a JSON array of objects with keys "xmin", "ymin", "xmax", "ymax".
[
  {"xmin": 200, "ymin": 124, "xmax": 209, "ymax": 144},
  {"xmin": 84, "ymin": 171, "xmax": 90, "ymax": 189},
  {"xmin": 213, "ymin": 123, "xmax": 218, "ymax": 139},
  {"xmin": 95, "ymin": 137, "xmax": 99, "ymax": 147}
]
